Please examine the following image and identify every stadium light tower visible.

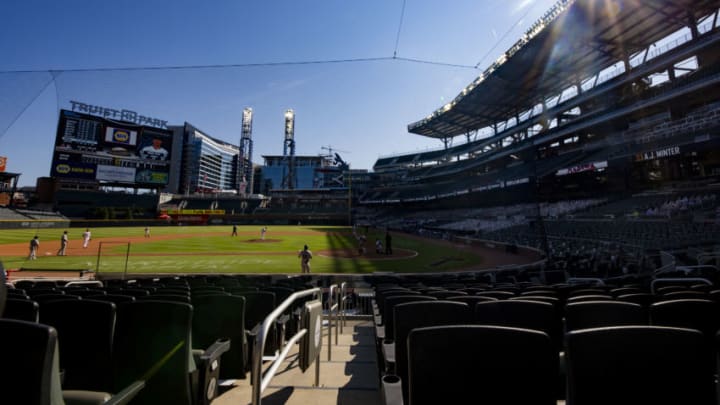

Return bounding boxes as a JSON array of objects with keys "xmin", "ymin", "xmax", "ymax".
[
  {"xmin": 238, "ymin": 107, "xmax": 254, "ymax": 195},
  {"xmin": 282, "ymin": 109, "xmax": 296, "ymax": 189}
]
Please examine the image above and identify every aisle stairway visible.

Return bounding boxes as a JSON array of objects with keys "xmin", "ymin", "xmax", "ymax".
[{"xmin": 213, "ymin": 318, "xmax": 381, "ymax": 405}]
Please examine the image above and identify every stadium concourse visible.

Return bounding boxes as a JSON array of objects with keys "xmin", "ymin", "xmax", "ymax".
[{"xmin": 4, "ymin": 0, "xmax": 720, "ymax": 404}]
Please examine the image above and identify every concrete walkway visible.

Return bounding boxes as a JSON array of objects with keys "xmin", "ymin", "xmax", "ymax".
[{"xmin": 213, "ymin": 318, "xmax": 381, "ymax": 405}]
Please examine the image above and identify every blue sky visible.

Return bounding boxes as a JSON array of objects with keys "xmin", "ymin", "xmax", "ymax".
[{"xmin": 0, "ymin": 0, "xmax": 558, "ymax": 187}]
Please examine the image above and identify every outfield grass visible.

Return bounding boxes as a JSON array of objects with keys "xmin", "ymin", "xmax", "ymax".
[{"xmin": 0, "ymin": 225, "xmax": 485, "ymax": 274}]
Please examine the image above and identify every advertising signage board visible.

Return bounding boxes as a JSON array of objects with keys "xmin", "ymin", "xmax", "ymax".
[{"xmin": 51, "ymin": 109, "xmax": 174, "ymax": 187}]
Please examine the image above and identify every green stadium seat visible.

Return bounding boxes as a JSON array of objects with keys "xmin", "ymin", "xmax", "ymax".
[{"xmin": 0, "ymin": 318, "xmax": 144, "ymax": 405}]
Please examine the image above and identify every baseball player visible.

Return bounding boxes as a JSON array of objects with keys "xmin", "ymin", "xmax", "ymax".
[
  {"xmin": 82, "ymin": 228, "xmax": 91, "ymax": 248},
  {"xmin": 298, "ymin": 245, "xmax": 313, "ymax": 273},
  {"xmin": 57, "ymin": 231, "xmax": 68, "ymax": 256},
  {"xmin": 28, "ymin": 236, "xmax": 39, "ymax": 260}
]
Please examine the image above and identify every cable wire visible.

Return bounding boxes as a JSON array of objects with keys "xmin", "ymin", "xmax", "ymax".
[
  {"xmin": 0, "ymin": 54, "xmax": 477, "ymax": 75},
  {"xmin": 393, "ymin": 0, "xmax": 407, "ymax": 58},
  {"xmin": 394, "ymin": 56, "xmax": 477, "ymax": 69},
  {"xmin": 0, "ymin": 57, "xmax": 395, "ymax": 74},
  {"xmin": 0, "ymin": 72, "xmax": 57, "ymax": 140}
]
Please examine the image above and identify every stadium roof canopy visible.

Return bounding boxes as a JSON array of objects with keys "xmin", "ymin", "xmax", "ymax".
[{"xmin": 408, "ymin": 0, "xmax": 720, "ymax": 139}]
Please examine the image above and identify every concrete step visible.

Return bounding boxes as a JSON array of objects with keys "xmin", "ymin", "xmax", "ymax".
[{"xmin": 213, "ymin": 319, "xmax": 380, "ymax": 405}]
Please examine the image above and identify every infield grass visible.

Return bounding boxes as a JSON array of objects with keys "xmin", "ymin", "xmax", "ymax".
[{"xmin": 0, "ymin": 225, "xmax": 485, "ymax": 274}]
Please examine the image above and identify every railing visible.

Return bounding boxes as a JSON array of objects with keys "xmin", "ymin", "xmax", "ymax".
[
  {"xmin": 696, "ymin": 253, "xmax": 720, "ymax": 266},
  {"xmin": 650, "ymin": 277, "xmax": 713, "ymax": 294},
  {"xmin": 339, "ymin": 282, "xmax": 348, "ymax": 333},
  {"xmin": 656, "ymin": 251, "xmax": 677, "ymax": 274},
  {"xmin": 252, "ymin": 287, "xmax": 321, "ymax": 405},
  {"xmin": 567, "ymin": 277, "xmax": 606, "ymax": 286},
  {"xmin": 326, "ymin": 284, "xmax": 340, "ymax": 361},
  {"xmin": 64, "ymin": 280, "xmax": 103, "ymax": 288}
]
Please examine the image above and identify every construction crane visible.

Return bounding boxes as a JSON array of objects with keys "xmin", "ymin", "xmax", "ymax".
[
  {"xmin": 321, "ymin": 146, "xmax": 349, "ymax": 169},
  {"xmin": 321, "ymin": 145, "xmax": 350, "ymax": 156}
]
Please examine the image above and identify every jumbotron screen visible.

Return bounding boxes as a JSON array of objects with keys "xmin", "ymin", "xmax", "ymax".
[{"xmin": 50, "ymin": 110, "xmax": 174, "ymax": 186}]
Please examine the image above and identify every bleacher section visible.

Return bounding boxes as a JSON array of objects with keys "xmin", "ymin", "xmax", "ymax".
[
  {"xmin": 0, "ymin": 207, "xmax": 70, "ymax": 229},
  {"xmin": 0, "ymin": 207, "xmax": 32, "ymax": 220}
]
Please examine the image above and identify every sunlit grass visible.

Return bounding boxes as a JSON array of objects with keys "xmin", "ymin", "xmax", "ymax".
[{"xmin": 0, "ymin": 225, "xmax": 484, "ymax": 274}]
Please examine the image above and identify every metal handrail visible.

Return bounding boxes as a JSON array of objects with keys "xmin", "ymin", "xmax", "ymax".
[
  {"xmin": 650, "ymin": 277, "xmax": 712, "ymax": 294},
  {"xmin": 252, "ymin": 287, "xmax": 321, "ymax": 405},
  {"xmin": 696, "ymin": 253, "xmax": 720, "ymax": 265},
  {"xmin": 327, "ymin": 284, "xmax": 339, "ymax": 360},
  {"xmin": 339, "ymin": 282, "xmax": 348, "ymax": 333},
  {"xmin": 64, "ymin": 280, "xmax": 103, "ymax": 288},
  {"xmin": 567, "ymin": 277, "xmax": 606, "ymax": 286}
]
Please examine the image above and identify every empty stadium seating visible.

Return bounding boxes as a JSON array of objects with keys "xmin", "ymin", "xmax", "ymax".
[{"xmin": 565, "ymin": 326, "xmax": 715, "ymax": 405}]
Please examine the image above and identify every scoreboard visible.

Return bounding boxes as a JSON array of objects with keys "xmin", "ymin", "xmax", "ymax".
[{"xmin": 51, "ymin": 110, "xmax": 174, "ymax": 186}]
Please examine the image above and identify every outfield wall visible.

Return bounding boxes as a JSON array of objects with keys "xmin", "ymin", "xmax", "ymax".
[
  {"xmin": 0, "ymin": 215, "xmax": 347, "ymax": 230},
  {"xmin": 0, "ymin": 219, "xmax": 71, "ymax": 230}
]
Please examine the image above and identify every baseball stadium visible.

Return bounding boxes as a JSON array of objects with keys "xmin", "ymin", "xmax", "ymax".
[{"xmin": 3, "ymin": 0, "xmax": 720, "ymax": 404}]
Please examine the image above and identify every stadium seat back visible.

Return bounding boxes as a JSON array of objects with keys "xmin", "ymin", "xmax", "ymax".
[
  {"xmin": 0, "ymin": 318, "xmax": 62, "ymax": 405},
  {"xmin": 113, "ymin": 301, "xmax": 193, "ymax": 405},
  {"xmin": 192, "ymin": 294, "xmax": 247, "ymax": 379},
  {"xmin": 475, "ymin": 299, "xmax": 561, "ymax": 349},
  {"xmin": 383, "ymin": 295, "xmax": 437, "ymax": 339},
  {"xmin": 39, "ymin": 299, "xmax": 116, "ymax": 391},
  {"xmin": 407, "ymin": 325, "xmax": 556, "ymax": 405},
  {"xmin": 3, "ymin": 297, "xmax": 39, "ymax": 322},
  {"xmin": 393, "ymin": 301, "xmax": 473, "ymax": 404},
  {"xmin": 565, "ymin": 325, "xmax": 715, "ymax": 405},
  {"xmin": 565, "ymin": 300, "xmax": 647, "ymax": 332},
  {"xmin": 649, "ymin": 298, "xmax": 720, "ymax": 340}
]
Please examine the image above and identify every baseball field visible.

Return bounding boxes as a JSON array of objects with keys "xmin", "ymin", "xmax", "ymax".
[{"xmin": 0, "ymin": 225, "xmax": 539, "ymax": 275}]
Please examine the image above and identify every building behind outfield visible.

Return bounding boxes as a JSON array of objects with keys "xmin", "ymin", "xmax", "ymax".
[
  {"xmin": 35, "ymin": 112, "xmax": 353, "ymax": 221},
  {"xmin": 260, "ymin": 154, "xmax": 351, "ymax": 193},
  {"xmin": 170, "ymin": 122, "xmax": 243, "ymax": 195}
]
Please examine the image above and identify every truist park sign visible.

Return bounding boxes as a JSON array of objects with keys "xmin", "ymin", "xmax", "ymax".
[{"xmin": 70, "ymin": 100, "xmax": 168, "ymax": 129}]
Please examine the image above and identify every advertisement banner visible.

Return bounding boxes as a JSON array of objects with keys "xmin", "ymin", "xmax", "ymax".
[
  {"xmin": 104, "ymin": 127, "xmax": 138, "ymax": 146},
  {"xmin": 135, "ymin": 169, "xmax": 169, "ymax": 184},
  {"xmin": 634, "ymin": 146, "xmax": 680, "ymax": 162},
  {"xmin": 96, "ymin": 165, "xmax": 136, "ymax": 182},
  {"xmin": 556, "ymin": 161, "xmax": 608, "ymax": 176},
  {"xmin": 51, "ymin": 161, "xmax": 97, "ymax": 180},
  {"xmin": 167, "ymin": 209, "xmax": 226, "ymax": 215},
  {"xmin": 0, "ymin": 156, "xmax": 6, "ymax": 172}
]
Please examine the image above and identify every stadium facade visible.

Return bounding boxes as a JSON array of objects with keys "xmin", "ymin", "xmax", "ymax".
[{"xmin": 362, "ymin": 0, "xmax": 720, "ymax": 211}]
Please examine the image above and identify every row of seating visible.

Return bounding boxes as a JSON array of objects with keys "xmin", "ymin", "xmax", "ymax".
[
  {"xmin": 384, "ymin": 323, "xmax": 715, "ymax": 405},
  {"xmin": 1, "ymin": 299, "xmax": 226, "ymax": 405},
  {"xmin": 1, "ymin": 274, "xmax": 324, "ymax": 405},
  {"xmin": 373, "ymin": 281, "xmax": 720, "ymax": 404}
]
